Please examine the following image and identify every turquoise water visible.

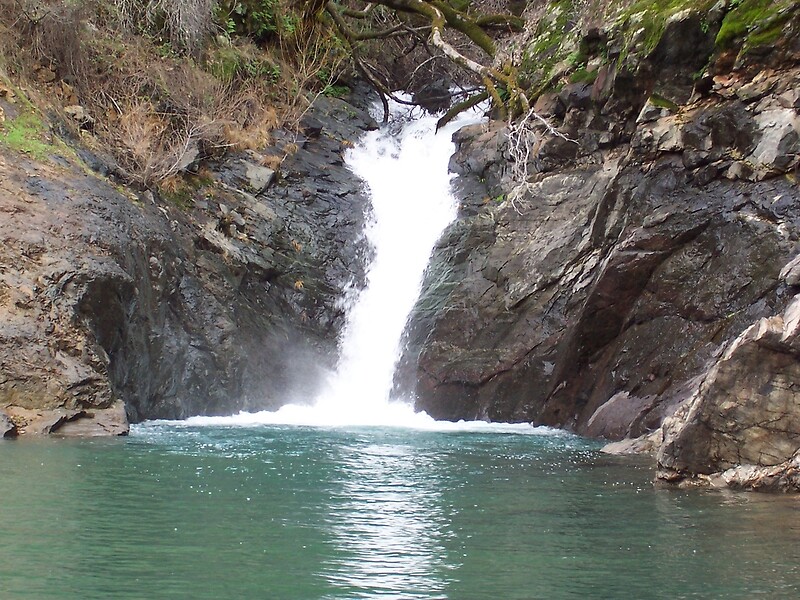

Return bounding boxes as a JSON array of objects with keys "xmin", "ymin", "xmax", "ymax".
[{"xmin": 1, "ymin": 424, "xmax": 799, "ymax": 599}]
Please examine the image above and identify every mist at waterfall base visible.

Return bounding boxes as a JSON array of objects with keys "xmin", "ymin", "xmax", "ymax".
[{"xmin": 183, "ymin": 100, "xmax": 524, "ymax": 432}]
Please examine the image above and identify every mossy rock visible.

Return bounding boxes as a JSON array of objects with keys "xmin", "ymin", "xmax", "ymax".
[
  {"xmin": 569, "ymin": 66, "xmax": 599, "ymax": 84},
  {"xmin": 715, "ymin": 0, "xmax": 799, "ymax": 53},
  {"xmin": 520, "ymin": 0, "xmax": 582, "ymax": 88},
  {"xmin": 0, "ymin": 85, "xmax": 68, "ymax": 161},
  {"xmin": 612, "ymin": 0, "xmax": 718, "ymax": 66}
]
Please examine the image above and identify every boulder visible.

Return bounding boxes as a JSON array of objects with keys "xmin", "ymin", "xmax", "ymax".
[
  {"xmin": 657, "ymin": 295, "xmax": 800, "ymax": 487},
  {"xmin": 781, "ymin": 254, "xmax": 800, "ymax": 287},
  {"xmin": 0, "ymin": 410, "xmax": 17, "ymax": 438},
  {"xmin": 54, "ymin": 400, "xmax": 129, "ymax": 436},
  {"xmin": 243, "ymin": 160, "xmax": 275, "ymax": 194},
  {"xmin": 63, "ymin": 105, "xmax": 95, "ymax": 130},
  {"xmin": 747, "ymin": 108, "xmax": 800, "ymax": 174}
]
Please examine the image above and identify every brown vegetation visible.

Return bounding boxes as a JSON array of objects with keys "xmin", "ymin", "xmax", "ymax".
[{"xmin": 0, "ymin": 0, "xmax": 345, "ymax": 186}]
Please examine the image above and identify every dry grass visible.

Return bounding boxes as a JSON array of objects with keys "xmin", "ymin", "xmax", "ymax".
[
  {"xmin": 0, "ymin": 0, "xmax": 340, "ymax": 186},
  {"xmin": 112, "ymin": 0, "xmax": 216, "ymax": 55},
  {"xmin": 78, "ymin": 38, "xmax": 282, "ymax": 184}
]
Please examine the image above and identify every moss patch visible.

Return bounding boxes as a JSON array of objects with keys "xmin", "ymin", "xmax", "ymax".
[
  {"xmin": 0, "ymin": 81, "xmax": 78, "ymax": 162},
  {"xmin": 569, "ymin": 67, "xmax": 598, "ymax": 84},
  {"xmin": 520, "ymin": 0, "xmax": 580, "ymax": 88},
  {"xmin": 649, "ymin": 93, "xmax": 679, "ymax": 111},
  {"xmin": 0, "ymin": 106, "xmax": 72, "ymax": 161},
  {"xmin": 716, "ymin": 0, "xmax": 798, "ymax": 50}
]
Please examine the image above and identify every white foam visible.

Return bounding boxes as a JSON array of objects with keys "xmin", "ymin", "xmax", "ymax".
[{"xmin": 182, "ymin": 405, "xmax": 558, "ymax": 436}]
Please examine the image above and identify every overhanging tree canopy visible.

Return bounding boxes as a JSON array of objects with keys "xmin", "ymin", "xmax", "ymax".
[{"xmin": 304, "ymin": 0, "xmax": 528, "ymax": 126}]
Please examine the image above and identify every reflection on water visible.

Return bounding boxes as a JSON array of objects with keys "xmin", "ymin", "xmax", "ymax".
[
  {"xmin": 323, "ymin": 441, "xmax": 454, "ymax": 598},
  {"xmin": 1, "ymin": 427, "xmax": 799, "ymax": 600}
]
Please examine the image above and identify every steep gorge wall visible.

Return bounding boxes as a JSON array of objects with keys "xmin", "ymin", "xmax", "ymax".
[
  {"xmin": 397, "ymin": 1, "xmax": 800, "ymax": 490},
  {"xmin": 0, "ymin": 96, "xmax": 375, "ymax": 437}
]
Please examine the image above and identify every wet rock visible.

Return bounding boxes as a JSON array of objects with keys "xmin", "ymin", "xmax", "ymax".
[{"xmin": 397, "ymin": 65, "xmax": 800, "ymax": 492}]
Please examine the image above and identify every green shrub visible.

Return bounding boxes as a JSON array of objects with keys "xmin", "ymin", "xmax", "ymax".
[{"xmin": 216, "ymin": 0, "xmax": 301, "ymax": 42}]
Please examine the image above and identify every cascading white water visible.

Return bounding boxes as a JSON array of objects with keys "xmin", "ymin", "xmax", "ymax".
[
  {"xmin": 310, "ymin": 101, "xmax": 478, "ymax": 423},
  {"xmin": 185, "ymin": 99, "xmax": 537, "ymax": 433}
]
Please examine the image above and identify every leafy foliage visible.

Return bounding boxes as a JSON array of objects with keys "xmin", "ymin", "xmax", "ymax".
[{"xmin": 216, "ymin": 0, "xmax": 302, "ymax": 42}]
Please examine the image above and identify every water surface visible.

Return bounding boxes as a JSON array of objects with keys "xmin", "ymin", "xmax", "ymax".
[{"xmin": 2, "ymin": 425, "xmax": 798, "ymax": 599}]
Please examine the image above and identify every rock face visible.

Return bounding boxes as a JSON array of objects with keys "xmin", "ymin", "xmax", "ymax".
[
  {"xmin": 0, "ymin": 409, "xmax": 17, "ymax": 438},
  {"xmin": 657, "ymin": 296, "xmax": 800, "ymax": 491},
  {"xmin": 0, "ymin": 96, "xmax": 375, "ymax": 434},
  {"xmin": 396, "ymin": 13, "xmax": 800, "ymax": 490}
]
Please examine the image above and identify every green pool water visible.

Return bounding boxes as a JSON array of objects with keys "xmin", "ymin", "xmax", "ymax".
[{"xmin": 1, "ymin": 423, "xmax": 798, "ymax": 599}]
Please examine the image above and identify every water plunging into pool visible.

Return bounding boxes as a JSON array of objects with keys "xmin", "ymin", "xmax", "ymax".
[{"xmin": 185, "ymin": 100, "xmax": 532, "ymax": 432}]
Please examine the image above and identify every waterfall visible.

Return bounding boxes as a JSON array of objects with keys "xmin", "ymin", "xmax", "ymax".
[
  {"xmin": 310, "ymin": 101, "xmax": 479, "ymax": 423},
  {"xmin": 185, "ymin": 99, "xmax": 534, "ymax": 433}
]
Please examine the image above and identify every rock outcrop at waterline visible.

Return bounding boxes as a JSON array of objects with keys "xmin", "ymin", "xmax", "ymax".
[
  {"xmin": 657, "ymin": 293, "xmax": 800, "ymax": 492},
  {"xmin": 0, "ymin": 96, "xmax": 374, "ymax": 436},
  {"xmin": 396, "ymin": 6, "xmax": 800, "ymax": 491}
]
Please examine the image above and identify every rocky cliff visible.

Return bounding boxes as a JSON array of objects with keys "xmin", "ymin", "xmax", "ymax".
[
  {"xmin": 397, "ymin": 0, "xmax": 800, "ymax": 491},
  {"xmin": 0, "ymin": 95, "xmax": 375, "ymax": 436}
]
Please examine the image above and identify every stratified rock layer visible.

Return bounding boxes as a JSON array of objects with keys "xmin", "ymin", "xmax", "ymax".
[{"xmin": 0, "ymin": 96, "xmax": 374, "ymax": 434}]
